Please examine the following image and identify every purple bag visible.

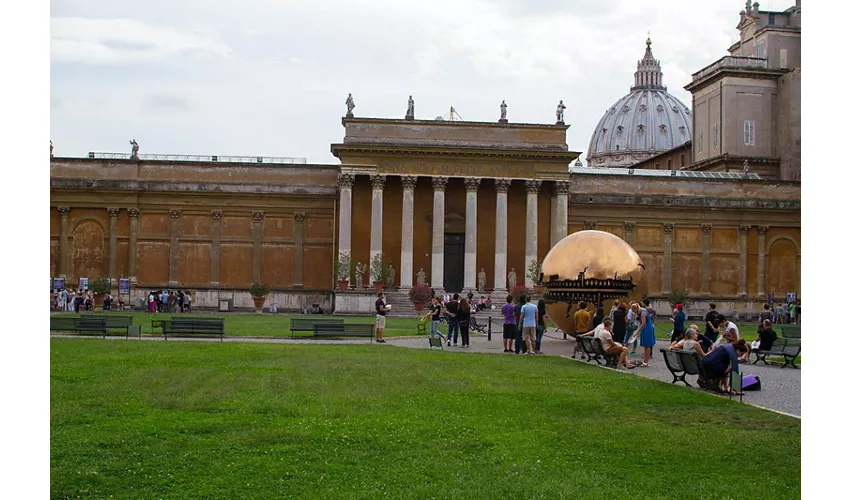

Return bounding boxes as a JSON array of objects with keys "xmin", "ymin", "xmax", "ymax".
[{"xmin": 742, "ymin": 374, "xmax": 761, "ymax": 391}]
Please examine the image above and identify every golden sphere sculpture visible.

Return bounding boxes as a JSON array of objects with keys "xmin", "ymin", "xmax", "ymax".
[{"xmin": 541, "ymin": 230, "xmax": 648, "ymax": 336}]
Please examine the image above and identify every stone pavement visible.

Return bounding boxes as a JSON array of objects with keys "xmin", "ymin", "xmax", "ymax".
[{"xmin": 387, "ymin": 331, "xmax": 802, "ymax": 417}]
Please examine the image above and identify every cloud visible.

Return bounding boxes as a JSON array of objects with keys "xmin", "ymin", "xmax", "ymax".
[
  {"xmin": 50, "ymin": 17, "xmax": 233, "ymax": 64},
  {"xmin": 143, "ymin": 93, "xmax": 192, "ymax": 111}
]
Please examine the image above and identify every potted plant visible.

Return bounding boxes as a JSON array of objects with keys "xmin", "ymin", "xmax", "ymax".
[
  {"xmin": 334, "ymin": 251, "xmax": 352, "ymax": 291},
  {"xmin": 89, "ymin": 277, "xmax": 112, "ymax": 308},
  {"xmin": 510, "ymin": 284, "xmax": 534, "ymax": 300},
  {"xmin": 249, "ymin": 282, "xmax": 271, "ymax": 313},
  {"xmin": 526, "ymin": 259, "xmax": 544, "ymax": 294},
  {"xmin": 408, "ymin": 284, "xmax": 432, "ymax": 312},
  {"xmin": 370, "ymin": 253, "xmax": 390, "ymax": 292}
]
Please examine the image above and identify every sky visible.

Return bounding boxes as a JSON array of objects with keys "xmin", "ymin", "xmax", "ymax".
[{"xmin": 49, "ymin": 0, "xmax": 777, "ymax": 165}]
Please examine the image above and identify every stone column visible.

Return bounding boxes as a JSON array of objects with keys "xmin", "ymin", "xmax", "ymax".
[
  {"xmin": 662, "ymin": 223, "xmax": 675, "ymax": 295},
  {"xmin": 738, "ymin": 225, "xmax": 750, "ymax": 297},
  {"xmin": 493, "ymin": 179, "xmax": 511, "ymax": 294},
  {"xmin": 524, "ymin": 180, "xmax": 542, "ymax": 286},
  {"xmin": 549, "ymin": 195, "xmax": 557, "ymax": 250},
  {"xmin": 210, "ymin": 211, "xmax": 222, "ymax": 286},
  {"xmin": 293, "ymin": 212, "xmax": 306, "ymax": 288},
  {"xmin": 430, "ymin": 176, "xmax": 448, "ymax": 293},
  {"xmin": 337, "ymin": 173, "xmax": 355, "ymax": 281},
  {"xmin": 251, "ymin": 211, "xmax": 264, "ymax": 284},
  {"xmin": 553, "ymin": 181, "xmax": 570, "ymax": 244},
  {"xmin": 58, "ymin": 207, "xmax": 70, "ymax": 277},
  {"xmin": 168, "ymin": 209, "xmax": 182, "ymax": 285},
  {"xmin": 400, "ymin": 176, "xmax": 417, "ymax": 290},
  {"xmin": 700, "ymin": 224, "xmax": 712, "ymax": 296},
  {"xmin": 624, "ymin": 221, "xmax": 636, "ymax": 246},
  {"xmin": 369, "ymin": 174, "xmax": 386, "ymax": 270},
  {"xmin": 757, "ymin": 226, "xmax": 768, "ymax": 298},
  {"xmin": 107, "ymin": 208, "xmax": 120, "ymax": 279},
  {"xmin": 463, "ymin": 178, "xmax": 481, "ymax": 292},
  {"xmin": 128, "ymin": 208, "xmax": 140, "ymax": 281}
]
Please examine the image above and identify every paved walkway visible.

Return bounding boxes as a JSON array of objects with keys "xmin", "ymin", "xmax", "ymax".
[{"xmin": 51, "ymin": 329, "xmax": 800, "ymax": 417}]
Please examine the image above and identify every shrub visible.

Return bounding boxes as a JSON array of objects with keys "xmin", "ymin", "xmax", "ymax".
[
  {"xmin": 407, "ymin": 284, "xmax": 432, "ymax": 303},
  {"xmin": 249, "ymin": 282, "xmax": 271, "ymax": 297},
  {"xmin": 89, "ymin": 278, "xmax": 112, "ymax": 295},
  {"xmin": 370, "ymin": 253, "xmax": 390, "ymax": 282},
  {"xmin": 334, "ymin": 251, "xmax": 353, "ymax": 281},
  {"xmin": 510, "ymin": 285, "xmax": 533, "ymax": 300},
  {"xmin": 526, "ymin": 260, "xmax": 543, "ymax": 286},
  {"xmin": 667, "ymin": 289, "xmax": 691, "ymax": 309}
]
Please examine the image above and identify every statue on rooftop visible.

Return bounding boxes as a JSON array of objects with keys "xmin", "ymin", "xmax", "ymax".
[
  {"xmin": 130, "ymin": 139, "xmax": 139, "ymax": 159},
  {"xmin": 345, "ymin": 93, "xmax": 355, "ymax": 117},
  {"xmin": 405, "ymin": 95, "xmax": 415, "ymax": 120},
  {"xmin": 556, "ymin": 100, "xmax": 566, "ymax": 123},
  {"xmin": 50, "ymin": 140, "xmax": 54, "ymax": 158},
  {"xmin": 499, "ymin": 100, "xmax": 508, "ymax": 122}
]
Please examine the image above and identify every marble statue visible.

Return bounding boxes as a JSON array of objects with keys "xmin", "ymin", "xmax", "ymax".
[
  {"xmin": 386, "ymin": 264, "xmax": 396, "ymax": 289},
  {"xmin": 508, "ymin": 268, "xmax": 517, "ymax": 290},
  {"xmin": 416, "ymin": 268, "xmax": 426, "ymax": 285},
  {"xmin": 345, "ymin": 93, "xmax": 355, "ymax": 117},
  {"xmin": 50, "ymin": 140, "xmax": 54, "ymax": 157},
  {"xmin": 478, "ymin": 268, "xmax": 486, "ymax": 293},
  {"xmin": 130, "ymin": 139, "xmax": 139, "ymax": 159},
  {"xmin": 499, "ymin": 100, "xmax": 507, "ymax": 121},
  {"xmin": 556, "ymin": 100, "xmax": 566, "ymax": 123},
  {"xmin": 405, "ymin": 95, "xmax": 415, "ymax": 120},
  {"xmin": 355, "ymin": 262, "xmax": 366, "ymax": 290}
]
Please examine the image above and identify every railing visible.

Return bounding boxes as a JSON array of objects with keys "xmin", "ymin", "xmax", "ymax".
[
  {"xmin": 692, "ymin": 56, "xmax": 768, "ymax": 82},
  {"xmin": 86, "ymin": 152, "xmax": 307, "ymax": 164}
]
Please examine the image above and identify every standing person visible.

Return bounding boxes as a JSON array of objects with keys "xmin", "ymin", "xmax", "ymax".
[
  {"xmin": 184, "ymin": 292, "xmax": 192, "ymax": 312},
  {"xmin": 609, "ymin": 300, "xmax": 619, "ymax": 321},
  {"xmin": 536, "ymin": 297, "xmax": 548, "ymax": 354},
  {"xmin": 429, "ymin": 297, "xmax": 447, "ymax": 345},
  {"xmin": 375, "ymin": 291, "xmax": 388, "ymax": 344},
  {"xmin": 59, "ymin": 288, "xmax": 68, "ymax": 312},
  {"xmin": 631, "ymin": 302, "xmax": 655, "ymax": 367},
  {"xmin": 789, "ymin": 302, "xmax": 797, "ymax": 324},
  {"xmin": 514, "ymin": 295, "xmax": 527, "ymax": 354},
  {"xmin": 612, "ymin": 302, "xmax": 629, "ymax": 344},
  {"xmin": 445, "ymin": 294, "xmax": 460, "ymax": 346},
  {"xmin": 671, "ymin": 304, "xmax": 686, "ymax": 343},
  {"xmin": 774, "ymin": 303, "xmax": 784, "ymax": 324},
  {"xmin": 148, "ymin": 291, "xmax": 156, "ymax": 313},
  {"xmin": 518, "ymin": 295, "xmax": 539, "ymax": 355},
  {"xmin": 758, "ymin": 304, "xmax": 771, "ymax": 325},
  {"xmin": 177, "ymin": 291, "xmax": 185, "ymax": 313},
  {"xmin": 704, "ymin": 303, "xmax": 721, "ymax": 344},
  {"xmin": 457, "ymin": 298, "xmax": 471, "ymax": 348},
  {"xmin": 643, "ymin": 299, "xmax": 657, "ymax": 322},
  {"xmin": 501, "ymin": 295, "xmax": 516, "ymax": 352},
  {"xmin": 592, "ymin": 305, "xmax": 605, "ymax": 329},
  {"xmin": 571, "ymin": 302, "xmax": 592, "ymax": 358}
]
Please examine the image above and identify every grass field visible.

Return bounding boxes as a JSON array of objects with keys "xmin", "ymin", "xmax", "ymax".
[{"xmin": 51, "ymin": 339, "xmax": 800, "ymax": 499}]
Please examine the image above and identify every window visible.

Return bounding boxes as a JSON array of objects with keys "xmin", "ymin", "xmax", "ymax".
[
  {"xmin": 698, "ymin": 131, "xmax": 704, "ymax": 153},
  {"xmin": 713, "ymin": 123, "xmax": 719, "ymax": 148},
  {"xmin": 757, "ymin": 40, "xmax": 765, "ymax": 58},
  {"xmin": 744, "ymin": 120, "xmax": 756, "ymax": 146},
  {"xmin": 769, "ymin": 13, "xmax": 775, "ymax": 25},
  {"xmin": 667, "ymin": 159, "xmax": 672, "ymax": 170},
  {"xmin": 680, "ymin": 155, "xmax": 685, "ymax": 167}
]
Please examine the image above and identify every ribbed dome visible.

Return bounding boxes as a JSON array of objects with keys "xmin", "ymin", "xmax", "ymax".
[{"xmin": 586, "ymin": 40, "xmax": 692, "ymax": 168}]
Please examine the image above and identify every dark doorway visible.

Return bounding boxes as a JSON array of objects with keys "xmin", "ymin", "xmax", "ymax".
[{"xmin": 444, "ymin": 233, "xmax": 465, "ymax": 294}]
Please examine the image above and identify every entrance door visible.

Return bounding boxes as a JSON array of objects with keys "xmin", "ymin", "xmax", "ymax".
[{"xmin": 444, "ymin": 234, "xmax": 465, "ymax": 294}]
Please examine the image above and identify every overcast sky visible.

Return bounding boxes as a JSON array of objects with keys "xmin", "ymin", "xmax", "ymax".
[{"xmin": 50, "ymin": 0, "xmax": 774, "ymax": 165}]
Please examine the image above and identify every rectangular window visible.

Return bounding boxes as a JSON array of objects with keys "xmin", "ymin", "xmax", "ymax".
[
  {"xmin": 713, "ymin": 123, "xmax": 719, "ymax": 148},
  {"xmin": 667, "ymin": 159, "xmax": 671, "ymax": 170},
  {"xmin": 757, "ymin": 40, "xmax": 765, "ymax": 58},
  {"xmin": 680, "ymin": 155, "xmax": 685, "ymax": 167},
  {"xmin": 743, "ymin": 120, "xmax": 756, "ymax": 146},
  {"xmin": 698, "ymin": 131, "xmax": 704, "ymax": 153},
  {"xmin": 769, "ymin": 13, "xmax": 775, "ymax": 25}
]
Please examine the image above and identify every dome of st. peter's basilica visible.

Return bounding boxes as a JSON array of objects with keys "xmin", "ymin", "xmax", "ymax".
[{"xmin": 586, "ymin": 39, "xmax": 692, "ymax": 168}]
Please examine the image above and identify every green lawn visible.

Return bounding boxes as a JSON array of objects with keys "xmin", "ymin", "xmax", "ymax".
[{"xmin": 51, "ymin": 339, "xmax": 800, "ymax": 499}]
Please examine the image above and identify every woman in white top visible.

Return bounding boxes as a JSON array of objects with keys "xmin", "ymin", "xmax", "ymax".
[{"xmin": 670, "ymin": 328, "xmax": 707, "ymax": 358}]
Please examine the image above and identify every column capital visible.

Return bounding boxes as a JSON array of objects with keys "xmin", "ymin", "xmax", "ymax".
[
  {"xmin": 700, "ymin": 223, "xmax": 713, "ymax": 234},
  {"xmin": 584, "ymin": 220, "xmax": 597, "ymax": 230},
  {"xmin": 757, "ymin": 225, "xmax": 769, "ymax": 234},
  {"xmin": 107, "ymin": 207, "xmax": 120, "ymax": 218},
  {"xmin": 464, "ymin": 177, "xmax": 481, "ymax": 192},
  {"xmin": 293, "ymin": 212, "xmax": 307, "ymax": 224},
  {"xmin": 494, "ymin": 179, "xmax": 512, "ymax": 193},
  {"xmin": 524, "ymin": 179, "xmax": 542, "ymax": 193},
  {"xmin": 400, "ymin": 175, "xmax": 417, "ymax": 190},
  {"xmin": 370, "ymin": 174, "xmax": 387, "ymax": 190},
  {"xmin": 169, "ymin": 209, "xmax": 182, "ymax": 220},
  {"xmin": 663, "ymin": 222, "xmax": 675, "ymax": 234},
  {"xmin": 252, "ymin": 211, "xmax": 265, "ymax": 222},
  {"xmin": 624, "ymin": 221, "xmax": 636, "ymax": 233},
  {"xmin": 432, "ymin": 176, "xmax": 449, "ymax": 191},
  {"xmin": 553, "ymin": 180, "xmax": 571, "ymax": 195},
  {"xmin": 58, "ymin": 206, "xmax": 70, "ymax": 216},
  {"xmin": 337, "ymin": 173, "xmax": 356, "ymax": 189},
  {"xmin": 738, "ymin": 224, "xmax": 751, "ymax": 234},
  {"xmin": 210, "ymin": 210, "xmax": 223, "ymax": 221},
  {"xmin": 128, "ymin": 208, "xmax": 140, "ymax": 219}
]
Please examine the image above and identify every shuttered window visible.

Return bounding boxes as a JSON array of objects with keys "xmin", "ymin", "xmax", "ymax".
[{"xmin": 743, "ymin": 120, "xmax": 755, "ymax": 146}]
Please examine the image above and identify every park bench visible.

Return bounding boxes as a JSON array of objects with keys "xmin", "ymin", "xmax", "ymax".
[
  {"xmin": 752, "ymin": 337, "xmax": 801, "ymax": 369},
  {"xmin": 661, "ymin": 348, "xmax": 690, "ymax": 386},
  {"xmin": 162, "ymin": 317, "xmax": 226, "ymax": 342},
  {"xmin": 312, "ymin": 323, "xmax": 374, "ymax": 342},
  {"xmin": 469, "ymin": 316, "xmax": 489, "ymax": 335},
  {"xmin": 85, "ymin": 315, "xmax": 134, "ymax": 338},
  {"xmin": 675, "ymin": 350, "xmax": 734, "ymax": 391},
  {"xmin": 290, "ymin": 318, "xmax": 344, "ymax": 337},
  {"xmin": 50, "ymin": 316, "xmax": 77, "ymax": 332},
  {"xmin": 780, "ymin": 326, "xmax": 801, "ymax": 339}
]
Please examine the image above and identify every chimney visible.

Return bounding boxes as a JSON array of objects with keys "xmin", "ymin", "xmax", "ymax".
[{"xmin": 753, "ymin": 2, "xmax": 760, "ymax": 15}]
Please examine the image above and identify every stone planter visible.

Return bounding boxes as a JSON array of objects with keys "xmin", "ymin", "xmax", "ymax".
[
  {"xmin": 338, "ymin": 280, "xmax": 349, "ymax": 291},
  {"xmin": 251, "ymin": 295, "xmax": 266, "ymax": 313}
]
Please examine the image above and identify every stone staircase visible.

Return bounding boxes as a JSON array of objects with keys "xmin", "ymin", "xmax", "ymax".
[{"xmin": 383, "ymin": 291, "xmax": 422, "ymax": 317}]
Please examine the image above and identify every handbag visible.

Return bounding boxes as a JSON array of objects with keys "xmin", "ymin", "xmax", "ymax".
[{"xmin": 742, "ymin": 374, "xmax": 761, "ymax": 391}]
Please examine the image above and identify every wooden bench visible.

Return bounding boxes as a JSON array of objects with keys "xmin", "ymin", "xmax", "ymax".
[
  {"xmin": 780, "ymin": 326, "xmax": 801, "ymax": 339},
  {"xmin": 469, "ymin": 316, "xmax": 489, "ymax": 335},
  {"xmin": 290, "ymin": 318, "xmax": 344, "ymax": 337},
  {"xmin": 50, "ymin": 316, "xmax": 77, "ymax": 332},
  {"xmin": 753, "ymin": 337, "xmax": 801, "ymax": 368},
  {"xmin": 675, "ymin": 350, "xmax": 731, "ymax": 391},
  {"xmin": 661, "ymin": 348, "xmax": 690, "ymax": 386},
  {"xmin": 85, "ymin": 315, "xmax": 134, "ymax": 338},
  {"xmin": 312, "ymin": 323, "xmax": 374, "ymax": 342},
  {"xmin": 74, "ymin": 317, "xmax": 107, "ymax": 335},
  {"xmin": 162, "ymin": 317, "xmax": 225, "ymax": 342}
]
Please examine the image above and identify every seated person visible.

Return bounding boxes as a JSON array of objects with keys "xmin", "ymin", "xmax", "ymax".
[
  {"xmin": 670, "ymin": 328, "xmax": 707, "ymax": 358},
  {"xmin": 687, "ymin": 323, "xmax": 714, "ymax": 353},
  {"xmin": 485, "ymin": 296, "xmax": 493, "ymax": 308},
  {"xmin": 752, "ymin": 319, "xmax": 777, "ymax": 352},
  {"xmin": 593, "ymin": 318, "xmax": 631, "ymax": 370},
  {"xmin": 700, "ymin": 340, "xmax": 749, "ymax": 394}
]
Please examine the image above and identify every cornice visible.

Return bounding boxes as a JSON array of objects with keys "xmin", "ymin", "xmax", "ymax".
[{"xmin": 331, "ymin": 143, "xmax": 577, "ymax": 161}]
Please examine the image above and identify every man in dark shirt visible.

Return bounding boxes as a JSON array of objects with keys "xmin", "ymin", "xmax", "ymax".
[
  {"xmin": 446, "ymin": 294, "xmax": 460, "ymax": 345},
  {"xmin": 375, "ymin": 292, "xmax": 387, "ymax": 343},
  {"xmin": 536, "ymin": 298, "xmax": 548, "ymax": 353},
  {"xmin": 704, "ymin": 303, "xmax": 721, "ymax": 343},
  {"xmin": 754, "ymin": 320, "xmax": 778, "ymax": 351}
]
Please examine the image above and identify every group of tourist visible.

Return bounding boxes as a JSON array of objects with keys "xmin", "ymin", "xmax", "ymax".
[
  {"xmin": 500, "ymin": 294, "xmax": 547, "ymax": 355},
  {"xmin": 760, "ymin": 302, "xmax": 800, "ymax": 325},
  {"xmin": 146, "ymin": 289, "xmax": 192, "ymax": 313},
  {"xmin": 52, "ymin": 288, "xmax": 125, "ymax": 313},
  {"xmin": 572, "ymin": 299, "xmax": 659, "ymax": 369}
]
